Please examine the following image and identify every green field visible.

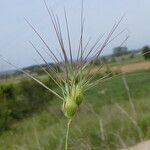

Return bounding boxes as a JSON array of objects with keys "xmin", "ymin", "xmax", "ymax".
[{"xmin": 0, "ymin": 69, "xmax": 150, "ymax": 150}]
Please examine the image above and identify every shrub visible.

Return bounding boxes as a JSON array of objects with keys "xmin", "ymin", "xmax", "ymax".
[
  {"xmin": 0, "ymin": 99, "xmax": 11, "ymax": 132},
  {"xmin": 129, "ymin": 53, "xmax": 134, "ymax": 59},
  {"xmin": 0, "ymin": 84, "xmax": 16, "ymax": 131},
  {"xmin": 0, "ymin": 84, "xmax": 15, "ymax": 100},
  {"xmin": 18, "ymin": 78, "xmax": 55, "ymax": 114},
  {"xmin": 142, "ymin": 46, "xmax": 150, "ymax": 60},
  {"xmin": 0, "ymin": 77, "xmax": 56, "ymax": 131}
]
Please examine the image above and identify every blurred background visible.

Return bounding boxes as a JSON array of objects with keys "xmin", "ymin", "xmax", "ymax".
[{"xmin": 0, "ymin": 0, "xmax": 150, "ymax": 150}]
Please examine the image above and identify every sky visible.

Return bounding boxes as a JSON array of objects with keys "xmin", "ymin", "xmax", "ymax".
[{"xmin": 0, "ymin": 0, "xmax": 150, "ymax": 71}]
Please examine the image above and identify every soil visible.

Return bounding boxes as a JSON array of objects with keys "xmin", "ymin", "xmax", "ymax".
[
  {"xmin": 121, "ymin": 140, "xmax": 150, "ymax": 150},
  {"xmin": 90, "ymin": 60, "xmax": 150, "ymax": 75}
]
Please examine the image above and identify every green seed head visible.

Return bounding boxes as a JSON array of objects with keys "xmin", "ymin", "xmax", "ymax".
[
  {"xmin": 71, "ymin": 84, "xmax": 83, "ymax": 106},
  {"xmin": 63, "ymin": 98, "xmax": 78, "ymax": 119}
]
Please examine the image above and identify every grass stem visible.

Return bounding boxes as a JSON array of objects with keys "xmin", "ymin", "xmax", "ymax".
[{"xmin": 65, "ymin": 119, "xmax": 72, "ymax": 150}]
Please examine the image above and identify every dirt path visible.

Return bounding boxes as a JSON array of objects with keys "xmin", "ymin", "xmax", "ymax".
[
  {"xmin": 121, "ymin": 140, "xmax": 150, "ymax": 150},
  {"xmin": 120, "ymin": 61, "xmax": 150, "ymax": 72},
  {"xmin": 90, "ymin": 60, "xmax": 150, "ymax": 75}
]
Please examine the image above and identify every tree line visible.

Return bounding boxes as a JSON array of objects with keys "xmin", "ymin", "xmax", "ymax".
[{"xmin": 113, "ymin": 46, "xmax": 150, "ymax": 59}]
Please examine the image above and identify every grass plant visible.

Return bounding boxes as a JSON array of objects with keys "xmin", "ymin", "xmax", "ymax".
[{"xmin": 0, "ymin": 0, "xmax": 131, "ymax": 149}]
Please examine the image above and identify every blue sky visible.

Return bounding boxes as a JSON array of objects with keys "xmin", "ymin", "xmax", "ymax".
[{"xmin": 0, "ymin": 0, "xmax": 150, "ymax": 71}]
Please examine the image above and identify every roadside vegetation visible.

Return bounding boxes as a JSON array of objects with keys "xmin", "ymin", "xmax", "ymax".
[{"xmin": 0, "ymin": 66, "xmax": 150, "ymax": 149}]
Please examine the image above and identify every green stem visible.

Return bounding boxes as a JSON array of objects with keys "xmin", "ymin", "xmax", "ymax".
[{"xmin": 65, "ymin": 119, "xmax": 72, "ymax": 150}]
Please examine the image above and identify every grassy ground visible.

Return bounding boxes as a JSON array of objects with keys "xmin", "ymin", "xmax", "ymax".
[
  {"xmin": 107, "ymin": 52, "xmax": 144, "ymax": 66},
  {"xmin": 0, "ymin": 69, "xmax": 150, "ymax": 150}
]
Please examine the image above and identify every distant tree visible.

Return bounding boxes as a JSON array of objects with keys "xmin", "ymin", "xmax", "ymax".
[
  {"xmin": 113, "ymin": 46, "xmax": 128, "ymax": 57},
  {"xmin": 142, "ymin": 46, "xmax": 150, "ymax": 60}
]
